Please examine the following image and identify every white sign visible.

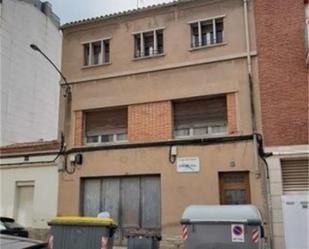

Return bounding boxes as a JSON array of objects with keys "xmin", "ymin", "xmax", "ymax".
[
  {"xmin": 231, "ymin": 224, "xmax": 245, "ymax": 243},
  {"xmin": 176, "ymin": 157, "xmax": 200, "ymax": 173}
]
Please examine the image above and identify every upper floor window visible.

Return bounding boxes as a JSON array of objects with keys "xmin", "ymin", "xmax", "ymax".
[
  {"xmin": 173, "ymin": 96, "xmax": 227, "ymax": 138},
  {"xmin": 83, "ymin": 39, "xmax": 110, "ymax": 66},
  {"xmin": 134, "ymin": 29, "xmax": 164, "ymax": 58},
  {"xmin": 190, "ymin": 17, "xmax": 224, "ymax": 48},
  {"xmin": 85, "ymin": 108, "xmax": 127, "ymax": 144}
]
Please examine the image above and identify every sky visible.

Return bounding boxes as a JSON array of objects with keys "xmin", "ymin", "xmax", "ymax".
[{"xmin": 48, "ymin": 0, "xmax": 174, "ymax": 24}]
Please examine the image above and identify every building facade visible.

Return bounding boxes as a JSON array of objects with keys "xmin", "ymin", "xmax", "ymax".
[
  {"xmin": 59, "ymin": 0, "xmax": 270, "ymax": 248},
  {"xmin": 0, "ymin": 0, "xmax": 62, "ymax": 145},
  {"xmin": 254, "ymin": 1, "xmax": 309, "ymax": 249},
  {"xmin": 0, "ymin": 140, "xmax": 60, "ymax": 240}
]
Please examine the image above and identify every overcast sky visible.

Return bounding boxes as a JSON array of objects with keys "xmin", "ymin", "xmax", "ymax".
[{"xmin": 48, "ymin": 0, "xmax": 174, "ymax": 24}]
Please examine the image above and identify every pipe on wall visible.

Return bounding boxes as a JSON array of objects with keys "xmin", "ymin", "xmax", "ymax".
[{"xmin": 242, "ymin": 0, "xmax": 273, "ymax": 248}]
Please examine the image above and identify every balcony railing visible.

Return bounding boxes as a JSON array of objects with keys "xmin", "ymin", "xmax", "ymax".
[{"xmin": 134, "ymin": 47, "xmax": 164, "ymax": 58}]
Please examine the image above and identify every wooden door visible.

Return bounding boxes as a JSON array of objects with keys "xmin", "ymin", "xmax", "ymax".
[
  {"xmin": 82, "ymin": 175, "xmax": 161, "ymax": 245},
  {"xmin": 219, "ymin": 171, "xmax": 251, "ymax": 205}
]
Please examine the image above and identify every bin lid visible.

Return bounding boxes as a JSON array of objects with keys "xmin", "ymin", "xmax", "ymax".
[
  {"xmin": 48, "ymin": 216, "xmax": 117, "ymax": 227},
  {"xmin": 181, "ymin": 205, "xmax": 262, "ymax": 224}
]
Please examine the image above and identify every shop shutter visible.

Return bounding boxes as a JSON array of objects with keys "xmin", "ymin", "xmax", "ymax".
[{"xmin": 281, "ymin": 159, "xmax": 309, "ymax": 193}]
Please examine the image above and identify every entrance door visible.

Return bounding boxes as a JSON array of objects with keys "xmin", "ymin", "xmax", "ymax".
[
  {"xmin": 15, "ymin": 182, "xmax": 34, "ymax": 227},
  {"xmin": 82, "ymin": 175, "xmax": 161, "ymax": 245},
  {"xmin": 219, "ymin": 171, "xmax": 251, "ymax": 205}
]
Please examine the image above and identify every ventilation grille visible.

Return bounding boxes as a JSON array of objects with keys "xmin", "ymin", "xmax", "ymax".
[{"xmin": 281, "ymin": 159, "xmax": 309, "ymax": 193}]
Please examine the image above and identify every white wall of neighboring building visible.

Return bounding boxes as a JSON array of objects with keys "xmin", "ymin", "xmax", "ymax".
[
  {"xmin": 266, "ymin": 145, "xmax": 309, "ymax": 249},
  {"xmin": 0, "ymin": 0, "xmax": 62, "ymax": 145},
  {"xmin": 0, "ymin": 159, "xmax": 59, "ymax": 228}
]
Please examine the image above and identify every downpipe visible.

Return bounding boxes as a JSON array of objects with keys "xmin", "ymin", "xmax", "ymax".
[{"xmin": 243, "ymin": 0, "xmax": 273, "ymax": 248}]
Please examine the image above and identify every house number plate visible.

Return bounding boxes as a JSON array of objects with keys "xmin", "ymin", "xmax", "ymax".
[{"xmin": 176, "ymin": 157, "xmax": 200, "ymax": 173}]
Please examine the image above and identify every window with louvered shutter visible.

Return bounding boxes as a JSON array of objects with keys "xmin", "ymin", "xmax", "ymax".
[
  {"xmin": 281, "ymin": 159, "xmax": 309, "ymax": 194},
  {"xmin": 173, "ymin": 96, "xmax": 227, "ymax": 138},
  {"xmin": 85, "ymin": 108, "xmax": 127, "ymax": 144}
]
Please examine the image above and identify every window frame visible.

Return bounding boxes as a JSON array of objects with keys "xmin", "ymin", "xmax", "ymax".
[
  {"xmin": 82, "ymin": 37, "xmax": 111, "ymax": 67},
  {"xmin": 85, "ymin": 129, "xmax": 128, "ymax": 145},
  {"xmin": 173, "ymin": 96, "xmax": 228, "ymax": 139},
  {"xmin": 174, "ymin": 123, "xmax": 227, "ymax": 139},
  {"xmin": 188, "ymin": 15, "xmax": 226, "ymax": 49},
  {"xmin": 133, "ymin": 28, "xmax": 165, "ymax": 59}
]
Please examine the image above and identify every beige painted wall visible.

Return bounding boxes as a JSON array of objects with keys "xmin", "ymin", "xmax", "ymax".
[
  {"xmin": 62, "ymin": 58, "xmax": 257, "ymax": 147},
  {"xmin": 58, "ymin": 141, "xmax": 265, "ymax": 235},
  {"xmin": 58, "ymin": 0, "xmax": 265, "ymax": 242},
  {"xmin": 59, "ymin": 0, "xmax": 260, "ymax": 148},
  {"xmin": 62, "ymin": 0, "xmax": 256, "ymax": 82}
]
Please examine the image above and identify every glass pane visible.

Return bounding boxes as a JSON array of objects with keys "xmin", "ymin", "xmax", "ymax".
[
  {"xmin": 210, "ymin": 125, "xmax": 227, "ymax": 134},
  {"xmin": 134, "ymin": 34, "xmax": 141, "ymax": 57},
  {"xmin": 191, "ymin": 23, "xmax": 199, "ymax": 47},
  {"xmin": 101, "ymin": 134, "xmax": 114, "ymax": 143},
  {"xmin": 193, "ymin": 127, "xmax": 208, "ymax": 136},
  {"xmin": 84, "ymin": 44, "xmax": 90, "ymax": 66},
  {"xmin": 103, "ymin": 40, "xmax": 110, "ymax": 63},
  {"xmin": 91, "ymin": 41, "xmax": 102, "ymax": 65},
  {"xmin": 116, "ymin": 133, "xmax": 127, "ymax": 141},
  {"xmin": 143, "ymin": 31, "xmax": 154, "ymax": 56},
  {"xmin": 156, "ymin": 30, "xmax": 164, "ymax": 54},
  {"xmin": 216, "ymin": 18, "xmax": 224, "ymax": 43},
  {"xmin": 86, "ymin": 135, "xmax": 99, "ymax": 143},
  {"xmin": 224, "ymin": 190, "xmax": 246, "ymax": 205},
  {"xmin": 175, "ymin": 128, "xmax": 190, "ymax": 137},
  {"xmin": 201, "ymin": 20, "xmax": 214, "ymax": 46}
]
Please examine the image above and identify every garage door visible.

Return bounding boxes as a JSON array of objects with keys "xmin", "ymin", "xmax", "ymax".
[
  {"xmin": 281, "ymin": 159, "xmax": 309, "ymax": 193},
  {"xmin": 82, "ymin": 175, "xmax": 161, "ymax": 245},
  {"xmin": 281, "ymin": 159, "xmax": 308, "ymax": 249}
]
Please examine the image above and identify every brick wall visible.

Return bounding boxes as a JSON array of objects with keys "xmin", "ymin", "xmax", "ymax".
[
  {"xmin": 74, "ymin": 111, "xmax": 84, "ymax": 146},
  {"xmin": 128, "ymin": 101, "xmax": 173, "ymax": 142},
  {"xmin": 254, "ymin": 0, "xmax": 308, "ymax": 146},
  {"xmin": 227, "ymin": 93, "xmax": 238, "ymax": 134}
]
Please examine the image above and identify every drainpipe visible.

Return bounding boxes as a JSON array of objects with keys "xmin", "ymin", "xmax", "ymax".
[{"xmin": 242, "ymin": 1, "xmax": 273, "ymax": 248}]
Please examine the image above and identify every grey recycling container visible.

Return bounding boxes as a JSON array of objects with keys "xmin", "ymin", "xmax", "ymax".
[
  {"xmin": 48, "ymin": 216, "xmax": 117, "ymax": 249},
  {"xmin": 127, "ymin": 230, "xmax": 161, "ymax": 249},
  {"xmin": 180, "ymin": 205, "xmax": 265, "ymax": 249}
]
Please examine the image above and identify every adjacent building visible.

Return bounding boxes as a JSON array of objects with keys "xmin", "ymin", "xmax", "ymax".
[
  {"xmin": 0, "ymin": 0, "xmax": 62, "ymax": 241},
  {"xmin": 58, "ymin": 0, "xmax": 269, "ymax": 248},
  {"xmin": 0, "ymin": 140, "xmax": 60, "ymax": 240},
  {"xmin": 0, "ymin": 0, "xmax": 62, "ymax": 145},
  {"xmin": 254, "ymin": 1, "xmax": 309, "ymax": 249}
]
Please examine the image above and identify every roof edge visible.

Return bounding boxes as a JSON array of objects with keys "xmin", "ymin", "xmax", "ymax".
[
  {"xmin": 61, "ymin": 0, "xmax": 194, "ymax": 29},
  {"xmin": 0, "ymin": 140, "xmax": 60, "ymax": 155}
]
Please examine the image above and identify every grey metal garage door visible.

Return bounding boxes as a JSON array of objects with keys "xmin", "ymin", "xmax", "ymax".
[{"xmin": 82, "ymin": 175, "xmax": 161, "ymax": 245}]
